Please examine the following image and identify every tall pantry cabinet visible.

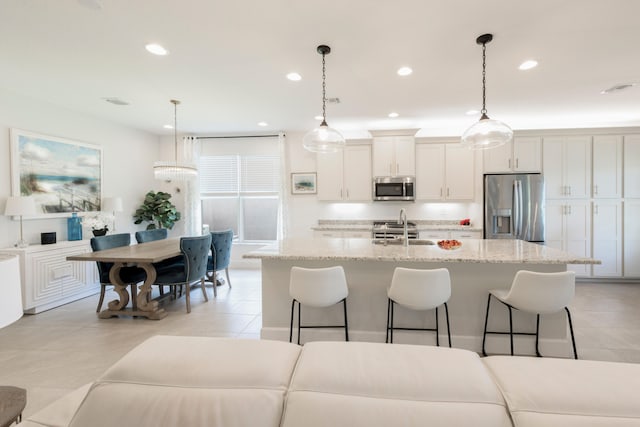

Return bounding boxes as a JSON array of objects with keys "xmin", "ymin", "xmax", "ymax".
[
  {"xmin": 624, "ymin": 135, "xmax": 640, "ymax": 277},
  {"xmin": 543, "ymin": 136, "xmax": 592, "ymax": 276}
]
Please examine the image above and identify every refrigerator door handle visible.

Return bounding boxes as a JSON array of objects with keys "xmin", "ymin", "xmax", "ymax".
[{"xmin": 513, "ymin": 180, "xmax": 523, "ymax": 238}]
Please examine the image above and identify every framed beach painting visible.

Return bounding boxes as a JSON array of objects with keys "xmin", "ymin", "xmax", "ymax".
[
  {"xmin": 291, "ymin": 172, "xmax": 317, "ymax": 194},
  {"xmin": 10, "ymin": 128, "xmax": 103, "ymax": 217}
]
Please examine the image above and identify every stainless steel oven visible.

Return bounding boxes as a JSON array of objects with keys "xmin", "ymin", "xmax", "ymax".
[{"xmin": 373, "ymin": 176, "xmax": 415, "ymax": 201}]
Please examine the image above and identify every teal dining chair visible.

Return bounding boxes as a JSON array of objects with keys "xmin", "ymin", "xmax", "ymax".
[
  {"xmin": 91, "ymin": 234, "xmax": 146, "ymax": 312},
  {"xmin": 153, "ymin": 234, "xmax": 212, "ymax": 313},
  {"xmin": 206, "ymin": 229, "xmax": 234, "ymax": 297}
]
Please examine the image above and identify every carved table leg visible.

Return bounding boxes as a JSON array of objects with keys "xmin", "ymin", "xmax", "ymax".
[{"xmin": 99, "ymin": 262, "xmax": 130, "ymax": 318}]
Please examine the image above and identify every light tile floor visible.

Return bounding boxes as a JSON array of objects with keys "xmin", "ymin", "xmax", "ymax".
[{"xmin": 0, "ymin": 269, "xmax": 638, "ymax": 419}]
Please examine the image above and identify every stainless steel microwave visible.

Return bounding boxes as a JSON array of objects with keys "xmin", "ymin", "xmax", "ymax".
[{"xmin": 373, "ymin": 176, "xmax": 415, "ymax": 201}]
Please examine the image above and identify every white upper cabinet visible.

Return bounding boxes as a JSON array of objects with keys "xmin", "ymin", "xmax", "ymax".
[
  {"xmin": 372, "ymin": 136, "xmax": 415, "ymax": 177},
  {"xmin": 483, "ymin": 137, "xmax": 541, "ymax": 173},
  {"xmin": 592, "ymin": 135, "xmax": 622, "ymax": 198},
  {"xmin": 416, "ymin": 143, "xmax": 475, "ymax": 201},
  {"xmin": 543, "ymin": 136, "xmax": 591, "ymax": 199},
  {"xmin": 317, "ymin": 144, "xmax": 372, "ymax": 202},
  {"xmin": 624, "ymin": 135, "xmax": 640, "ymax": 198},
  {"xmin": 415, "ymin": 144, "xmax": 445, "ymax": 200}
]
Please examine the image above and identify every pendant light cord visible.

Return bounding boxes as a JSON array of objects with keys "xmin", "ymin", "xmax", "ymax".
[
  {"xmin": 321, "ymin": 51, "xmax": 327, "ymax": 126},
  {"xmin": 171, "ymin": 99, "xmax": 180, "ymax": 161},
  {"xmin": 481, "ymin": 42, "xmax": 487, "ymax": 116}
]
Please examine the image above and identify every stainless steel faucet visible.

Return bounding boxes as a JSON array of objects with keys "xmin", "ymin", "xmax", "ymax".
[{"xmin": 398, "ymin": 208, "xmax": 408, "ymax": 247}]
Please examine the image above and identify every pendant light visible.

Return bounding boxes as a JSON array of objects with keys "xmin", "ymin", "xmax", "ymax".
[
  {"xmin": 461, "ymin": 34, "xmax": 513, "ymax": 150},
  {"xmin": 303, "ymin": 45, "xmax": 345, "ymax": 153},
  {"xmin": 154, "ymin": 99, "xmax": 198, "ymax": 180}
]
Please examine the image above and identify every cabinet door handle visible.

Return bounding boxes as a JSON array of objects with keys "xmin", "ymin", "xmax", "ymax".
[
  {"xmin": 508, "ymin": 158, "xmax": 511, "ymax": 169},
  {"xmin": 515, "ymin": 158, "xmax": 519, "ymax": 169},
  {"xmin": 440, "ymin": 188, "xmax": 443, "ymax": 197},
  {"xmin": 568, "ymin": 205, "xmax": 572, "ymax": 215},
  {"xmin": 568, "ymin": 186, "xmax": 572, "ymax": 196},
  {"xmin": 340, "ymin": 189, "xmax": 343, "ymax": 198},
  {"xmin": 594, "ymin": 204, "xmax": 599, "ymax": 215},
  {"xmin": 447, "ymin": 188, "xmax": 450, "ymax": 197},
  {"xmin": 346, "ymin": 189, "xmax": 350, "ymax": 199},
  {"xmin": 594, "ymin": 185, "xmax": 598, "ymax": 195}
]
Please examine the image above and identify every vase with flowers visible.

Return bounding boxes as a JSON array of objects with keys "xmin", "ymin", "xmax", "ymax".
[{"xmin": 84, "ymin": 212, "xmax": 113, "ymax": 237}]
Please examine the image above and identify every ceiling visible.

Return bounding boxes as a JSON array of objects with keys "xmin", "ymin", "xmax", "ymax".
[{"xmin": 1, "ymin": 0, "xmax": 639, "ymax": 139}]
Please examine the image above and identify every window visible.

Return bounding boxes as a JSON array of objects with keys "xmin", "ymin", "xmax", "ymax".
[{"xmin": 200, "ymin": 154, "xmax": 281, "ymax": 242}]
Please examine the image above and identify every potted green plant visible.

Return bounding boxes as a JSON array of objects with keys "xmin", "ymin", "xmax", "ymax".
[{"xmin": 133, "ymin": 191, "xmax": 181, "ymax": 230}]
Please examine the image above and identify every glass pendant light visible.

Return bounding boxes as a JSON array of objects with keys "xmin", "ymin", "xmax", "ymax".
[
  {"xmin": 154, "ymin": 99, "xmax": 198, "ymax": 180},
  {"xmin": 303, "ymin": 45, "xmax": 346, "ymax": 153},
  {"xmin": 461, "ymin": 34, "xmax": 513, "ymax": 150}
]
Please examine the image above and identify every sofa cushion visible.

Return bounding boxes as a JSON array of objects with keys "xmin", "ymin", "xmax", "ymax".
[
  {"xmin": 282, "ymin": 341, "xmax": 512, "ymax": 427},
  {"xmin": 67, "ymin": 336, "xmax": 301, "ymax": 427},
  {"xmin": 483, "ymin": 356, "xmax": 640, "ymax": 426}
]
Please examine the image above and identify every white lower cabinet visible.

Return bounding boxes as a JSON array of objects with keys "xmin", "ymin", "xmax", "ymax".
[
  {"xmin": 592, "ymin": 200, "xmax": 622, "ymax": 277},
  {"xmin": 0, "ymin": 240, "xmax": 100, "ymax": 313},
  {"xmin": 624, "ymin": 200, "xmax": 640, "ymax": 277},
  {"xmin": 545, "ymin": 200, "xmax": 591, "ymax": 276}
]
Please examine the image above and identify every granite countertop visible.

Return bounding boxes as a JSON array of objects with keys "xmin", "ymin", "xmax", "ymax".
[
  {"xmin": 312, "ymin": 219, "xmax": 483, "ymax": 232},
  {"xmin": 244, "ymin": 238, "xmax": 600, "ymax": 265}
]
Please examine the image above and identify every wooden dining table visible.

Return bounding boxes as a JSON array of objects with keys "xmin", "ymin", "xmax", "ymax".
[{"xmin": 67, "ymin": 238, "xmax": 182, "ymax": 320}]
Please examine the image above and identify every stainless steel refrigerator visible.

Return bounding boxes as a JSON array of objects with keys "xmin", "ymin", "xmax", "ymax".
[{"xmin": 484, "ymin": 173, "xmax": 545, "ymax": 242}]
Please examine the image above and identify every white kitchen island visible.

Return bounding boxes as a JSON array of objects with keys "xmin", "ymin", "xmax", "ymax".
[{"xmin": 244, "ymin": 238, "xmax": 599, "ymax": 356}]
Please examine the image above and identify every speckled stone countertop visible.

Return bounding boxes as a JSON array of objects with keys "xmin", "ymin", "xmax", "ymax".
[
  {"xmin": 244, "ymin": 238, "xmax": 600, "ymax": 265},
  {"xmin": 311, "ymin": 219, "xmax": 483, "ymax": 232}
]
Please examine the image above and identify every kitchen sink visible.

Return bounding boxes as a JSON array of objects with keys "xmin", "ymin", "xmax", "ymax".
[{"xmin": 372, "ymin": 239, "xmax": 435, "ymax": 246}]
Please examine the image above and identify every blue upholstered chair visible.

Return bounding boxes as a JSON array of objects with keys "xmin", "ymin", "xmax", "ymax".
[
  {"xmin": 135, "ymin": 228, "xmax": 168, "ymax": 243},
  {"xmin": 135, "ymin": 228, "xmax": 185, "ymax": 297},
  {"xmin": 206, "ymin": 229, "xmax": 234, "ymax": 297},
  {"xmin": 153, "ymin": 234, "xmax": 212, "ymax": 313},
  {"xmin": 91, "ymin": 234, "xmax": 146, "ymax": 312}
]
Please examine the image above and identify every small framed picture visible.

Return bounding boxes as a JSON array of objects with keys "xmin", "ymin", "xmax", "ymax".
[{"xmin": 291, "ymin": 172, "xmax": 317, "ymax": 194}]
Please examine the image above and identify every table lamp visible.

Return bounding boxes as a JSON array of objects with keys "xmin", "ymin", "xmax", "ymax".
[
  {"xmin": 4, "ymin": 196, "xmax": 36, "ymax": 248},
  {"xmin": 102, "ymin": 196, "xmax": 123, "ymax": 231}
]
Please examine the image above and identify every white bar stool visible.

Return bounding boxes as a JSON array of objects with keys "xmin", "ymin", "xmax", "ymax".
[
  {"xmin": 482, "ymin": 270, "xmax": 578, "ymax": 359},
  {"xmin": 289, "ymin": 266, "xmax": 349, "ymax": 345},
  {"xmin": 386, "ymin": 267, "xmax": 452, "ymax": 347}
]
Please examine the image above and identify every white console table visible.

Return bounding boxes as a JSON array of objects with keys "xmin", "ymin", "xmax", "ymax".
[{"xmin": 0, "ymin": 240, "xmax": 100, "ymax": 314}]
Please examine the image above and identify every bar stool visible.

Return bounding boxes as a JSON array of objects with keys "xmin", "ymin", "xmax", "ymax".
[
  {"xmin": 386, "ymin": 267, "xmax": 452, "ymax": 347},
  {"xmin": 482, "ymin": 270, "xmax": 578, "ymax": 359},
  {"xmin": 289, "ymin": 266, "xmax": 349, "ymax": 345}
]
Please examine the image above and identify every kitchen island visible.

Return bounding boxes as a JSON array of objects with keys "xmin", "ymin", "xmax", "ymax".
[{"xmin": 244, "ymin": 238, "xmax": 599, "ymax": 355}]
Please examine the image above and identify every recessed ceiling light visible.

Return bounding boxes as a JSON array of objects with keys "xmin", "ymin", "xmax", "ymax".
[
  {"xmin": 397, "ymin": 67, "xmax": 413, "ymax": 76},
  {"xmin": 145, "ymin": 43, "xmax": 168, "ymax": 56},
  {"xmin": 600, "ymin": 83, "xmax": 637, "ymax": 94},
  {"xmin": 314, "ymin": 115, "xmax": 323, "ymax": 121},
  {"xmin": 102, "ymin": 97, "xmax": 129, "ymax": 106},
  {"xmin": 518, "ymin": 60, "xmax": 538, "ymax": 70},
  {"xmin": 258, "ymin": 122, "xmax": 268, "ymax": 127},
  {"xmin": 388, "ymin": 112, "xmax": 399, "ymax": 118},
  {"xmin": 163, "ymin": 124, "xmax": 173, "ymax": 129},
  {"xmin": 286, "ymin": 72, "xmax": 302, "ymax": 81},
  {"xmin": 465, "ymin": 109, "xmax": 480, "ymax": 116}
]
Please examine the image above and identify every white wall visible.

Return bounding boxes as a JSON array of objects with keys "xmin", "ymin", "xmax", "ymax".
[
  {"xmin": 285, "ymin": 131, "xmax": 483, "ymax": 238},
  {"xmin": 0, "ymin": 89, "xmax": 160, "ymax": 249}
]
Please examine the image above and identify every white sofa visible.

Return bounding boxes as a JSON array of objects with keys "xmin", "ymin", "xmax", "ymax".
[{"xmin": 22, "ymin": 336, "xmax": 640, "ymax": 427}]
